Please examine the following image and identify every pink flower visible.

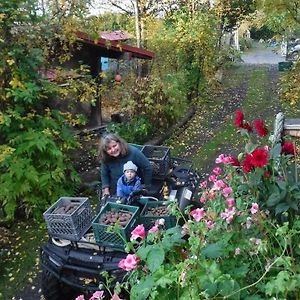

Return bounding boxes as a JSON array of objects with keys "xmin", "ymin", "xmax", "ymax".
[
  {"xmin": 207, "ymin": 190, "xmax": 216, "ymax": 200},
  {"xmin": 223, "ymin": 156, "xmax": 232, "ymax": 164},
  {"xmin": 208, "ymin": 174, "xmax": 217, "ymax": 182},
  {"xmin": 216, "ymin": 154, "xmax": 225, "ymax": 164},
  {"xmin": 118, "ymin": 254, "xmax": 139, "ymax": 271},
  {"xmin": 200, "ymin": 181, "xmax": 207, "ymax": 188},
  {"xmin": 205, "ymin": 219, "xmax": 214, "ymax": 230},
  {"xmin": 226, "ymin": 197, "xmax": 235, "ymax": 207},
  {"xmin": 213, "ymin": 167, "xmax": 222, "ymax": 175},
  {"xmin": 130, "ymin": 224, "xmax": 145, "ymax": 241},
  {"xmin": 214, "ymin": 179, "xmax": 226, "ymax": 189},
  {"xmin": 89, "ymin": 291, "xmax": 104, "ymax": 300},
  {"xmin": 250, "ymin": 203, "xmax": 259, "ymax": 214},
  {"xmin": 226, "ymin": 215, "xmax": 234, "ymax": 224},
  {"xmin": 220, "ymin": 207, "xmax": 236, "ymax": 224},
  {"xmin": 190, "ymin": 208, "xmax": 205, "ymax": 222},
  {"xmin": 148, "ymin": 225, "xmax": 159, "ymax": 233},
  {"xmin": 200, "ymin": 196, "xmax": 207, "ymax": 204},
  {"xmin": 76, "ymin": 296, "xmax": 85, "ymax": 300},
  {"xmin": 118, "ymin": 259, "xmax": 126, "ymax": 269},
  {"xmin": 111, "ymin": 294, "xmax": 123, "ymax": 300},
  {"xmin": 222, "ymin": 186, "xmax": 233, "ymax": 197}
]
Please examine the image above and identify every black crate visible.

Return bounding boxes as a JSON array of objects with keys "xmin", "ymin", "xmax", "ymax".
[
  {"xmin": 139, "ymin": 201, "xmax": 176, "ymax": 231},
  {"xmin": 141, "ymin": 145, "xmax": 171, "ymax": 178},
  {"xmin": 43, "ymin": 197, "xmax": 93, "ymax": 241},
  {"xmin": 92, "ymin": 202, "xmax": 139, "ymax": 250}
]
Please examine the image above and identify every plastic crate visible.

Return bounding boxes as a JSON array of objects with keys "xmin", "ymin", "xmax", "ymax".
[
  {"xmin": 43, "ymin": 197, "xmax": 93, "ymax": 241},
  {"xmin": 92, "ymin": 202, "xmax": 139, "ymax": 250},
  {"xmin": 141, "ymin": 145, "xmax": 171, "ymax": 178},
  {"xmin": 139, "ymin": 201, "xmax": 176, "ymax": 231}
]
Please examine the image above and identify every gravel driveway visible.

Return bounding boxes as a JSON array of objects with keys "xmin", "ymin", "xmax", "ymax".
[{"xmin": 241, "ymin": 46, "xmax": 284, "ymax": 64}]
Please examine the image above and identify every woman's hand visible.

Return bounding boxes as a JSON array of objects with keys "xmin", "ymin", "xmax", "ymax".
[{"xmin": 102, "ymin": 187, "xmax": 110, "ymax": 196}]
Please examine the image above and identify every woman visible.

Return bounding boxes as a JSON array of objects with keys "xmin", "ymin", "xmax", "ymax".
[{"xmin": 98, "ymin": 133, "xmax": 152, "ymax": 196}]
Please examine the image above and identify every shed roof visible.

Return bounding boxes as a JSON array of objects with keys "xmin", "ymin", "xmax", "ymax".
[
  {"xmin": 75, "ymin": 31, "xmax": 154, "ymax": 60},
  {"xmin": 100, "ymin": 30, "xmax": 133, "ymax": 41}
]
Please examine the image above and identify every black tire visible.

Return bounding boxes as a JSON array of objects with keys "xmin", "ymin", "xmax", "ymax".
[{"xmin": 41, "ymin": 269, "xmax": 78, "ymax": 300}]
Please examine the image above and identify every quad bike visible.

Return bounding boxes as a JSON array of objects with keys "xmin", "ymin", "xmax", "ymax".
[{"xmin": 40, "ymin": 145, "xmax": 201, "ymax": 300}]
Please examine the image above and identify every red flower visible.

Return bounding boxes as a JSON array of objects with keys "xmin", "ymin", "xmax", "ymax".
[
  {"xmin": 242, "ymin": 122, "xmax": 253, "ymax": 132},
  {"xmin": 253, "ymin": 119, "xmax": 268, "ymax": 137},
  {"xmin": 234, "ymin": 110, "xmax": 244, "ymax": 128},
  {"xmin": 229, "ymin": 157, "xmax": 240, "ymax": 166},
  {"xmin": 264, "ymin": 171, "xmax": 271, "ymax": 178},
  {"xmin": 242, "ymin": 154, "xmax": 253, "ymax": 173},
  {"xmin": 281, "ymin": 141, "xmax": 295, "ymax": 155},
  {"xmin": 251, "ymin": 148, "xmax": 268, "ymax": 167}
]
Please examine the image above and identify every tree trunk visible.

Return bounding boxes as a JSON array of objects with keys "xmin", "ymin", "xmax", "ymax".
[{"xmin": 134, "ymin": 0, "xmax": 142, "ymax": 78}]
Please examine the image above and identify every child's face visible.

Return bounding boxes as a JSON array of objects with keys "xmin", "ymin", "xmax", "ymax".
[{"xmin": 124, "ymin": 169, "xmax": 136, "ymax": 181}]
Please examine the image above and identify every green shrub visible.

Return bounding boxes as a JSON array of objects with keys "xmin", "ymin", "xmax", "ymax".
[{"xmin": 106, "ymin": 116, "xmax": 155, "ymax": 144}]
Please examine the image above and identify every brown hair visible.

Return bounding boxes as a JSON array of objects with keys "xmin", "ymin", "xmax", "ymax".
[{"xmin": 98, "ymin": 133, "xmax": 128, "ymax": 163}]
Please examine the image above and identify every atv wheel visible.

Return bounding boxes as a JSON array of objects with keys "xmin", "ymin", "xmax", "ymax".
[{"xmin": 41, "ymin": 269, "xmax": 78, "ymax": 300}]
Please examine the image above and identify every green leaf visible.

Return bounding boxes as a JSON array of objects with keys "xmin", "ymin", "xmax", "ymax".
[
  {"xmin": 269, "ymin": 143, "xmax": 281, "ymax": 159},
  {"xmin": 201, "ymin": 243, "xmax": 225, "ymax": 258},
  {"xmin": 146, "ymin": 245, "xmax": 165, "ymax": 273},
  {"xmin": 292, "ymin": 191, "xmax": 300, "ymax": 200},
  {"xmin": 267, "ymin": 193, "xmax": 281, "ymax": 207},
  {"xmin": 218, "ymin": 277, "xmax": 240, "ymax": 299},
  {"xmin": 130, "ymin": 276, "xmax": 154, "ymax": 300},
  {"xmin": 288, "ymin": 201, "xmax": 298, "ymax": 211},
  {"xmin": 244, "ymin": 295, "xmax": 264, "ymax": 300},
  {"xmin": 276, "ymin": 180, "xmax": 287, "ymax": 191},
  {"xmin": 161, "ymin": 226, "xmax": 185, "ymax": 250},
  {"xmin": 275, "ymin": 203, "xmax": 289, "ymax": 215},
  {"xmin": 265, "ymin": 271, "xmax": 291, "ymax": 296},
  {"xmin": 137, "ymin": 245, "xmax": 152, "ymax": 261},
  {"xmin": 245, "ymin": 142, "xmax": 258, "ymax": 154}
]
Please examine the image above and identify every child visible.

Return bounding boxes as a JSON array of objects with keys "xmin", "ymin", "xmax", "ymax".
[{"xmin": 116, "ymin": 161, "xmax": 142, "ymax": 198}]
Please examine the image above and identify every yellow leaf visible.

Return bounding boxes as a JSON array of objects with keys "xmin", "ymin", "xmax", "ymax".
[{"xmin": 6, "ymin": 59, "xmax": 15, "ymax": 66}]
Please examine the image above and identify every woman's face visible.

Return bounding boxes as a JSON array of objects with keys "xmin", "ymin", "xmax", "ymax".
[{"xmin": 106, "ymin": 140, "xmax": 121, "ymax": 157}]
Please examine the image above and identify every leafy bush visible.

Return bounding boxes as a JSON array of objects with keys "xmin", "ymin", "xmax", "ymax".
[
  {"xmin": 89, "ymin": 111, "xmax": 300, "ymax": 300},
  {"xmin": 0, "ymin": 0, "xmax": 93, "ymax": 220},
  {"xmin": 106, "ymin": 116, "xmax": 155, "ymax": 144},
  {"xmin": 279, "ymin": 61, "xmax": 300, "ymax": 106}
]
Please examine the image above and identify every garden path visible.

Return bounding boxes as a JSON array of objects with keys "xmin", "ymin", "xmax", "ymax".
[{"xmin": 166, "ymin": 50, "xmax": 281, "ymax": 182}]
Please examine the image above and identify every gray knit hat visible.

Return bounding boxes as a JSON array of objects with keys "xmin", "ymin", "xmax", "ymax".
[{"xmin": 123, "ymin": 161, "xmax": 138, "ymax": 172}]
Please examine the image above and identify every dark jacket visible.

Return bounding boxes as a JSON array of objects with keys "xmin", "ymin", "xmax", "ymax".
[
  {"xmin": 116, "ymin": 175, "xmax": 142, "ymax": 197},
  {"xmin": 101, "ymin": 145, "xmax": 152, "ymax": 194}
]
